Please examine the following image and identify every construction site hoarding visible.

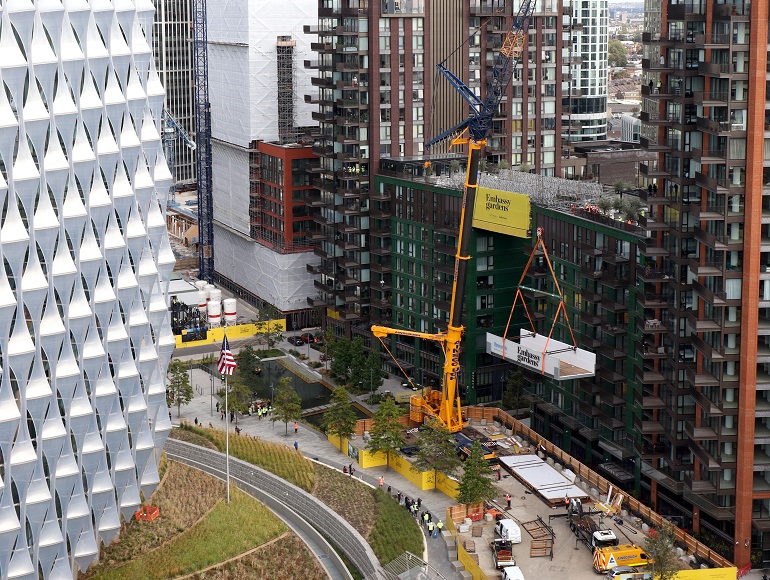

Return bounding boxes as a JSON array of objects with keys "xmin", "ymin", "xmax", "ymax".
[
  {"xmin": 486, "ymin": 331, "xmax": 596, "ymax": 380},
  {"xmin": 472, "ymin": 187, "xmax": 531, "ymax": 238}
]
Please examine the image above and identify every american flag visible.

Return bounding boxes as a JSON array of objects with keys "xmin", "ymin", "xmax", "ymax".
[{"xmin": 218, "ymin": 334, "xmax": 237, "ymax": 375}]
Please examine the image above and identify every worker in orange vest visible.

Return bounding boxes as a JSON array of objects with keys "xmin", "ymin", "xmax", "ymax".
[{"xmin": 505, "ymin": 493, "xmax": 512, "ymax": 509}]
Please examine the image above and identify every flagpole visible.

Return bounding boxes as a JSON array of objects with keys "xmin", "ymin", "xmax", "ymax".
[{"xmin": 225, "ymin": 355, "xmax": 230, "ymax": 504}]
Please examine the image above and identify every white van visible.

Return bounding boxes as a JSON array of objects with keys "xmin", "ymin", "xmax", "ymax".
[
  {"xmin": 494, "ymin": 518, "xmax": 522, "ymax": 544},
  {"xmin": 501, "ymin": 566, "xmax": 526, "ymax": 580}
]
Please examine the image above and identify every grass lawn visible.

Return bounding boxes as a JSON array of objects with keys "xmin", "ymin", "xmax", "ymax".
[
  {"xmin": 368, "ymin": 488, "xmax": 424, "ymax": 563},
  {"xmin": 95, "ymin": 487, "xmax": 286, "ymax": 580},
  {"xmin": 170, "ymin": 426, "xmax": 423, "ymax": 564},
  {"xmin": 187, "ymin": 533, "xmax": 327, "ymax": 579},
  {"xmin": 177, "ymin": 423, "xmax": 315, "ymax": 491}
]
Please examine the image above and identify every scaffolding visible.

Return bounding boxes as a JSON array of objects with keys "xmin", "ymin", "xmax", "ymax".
[{"xmin": 276, "ymin": 36, "xmax": 299, "ymax": 144}]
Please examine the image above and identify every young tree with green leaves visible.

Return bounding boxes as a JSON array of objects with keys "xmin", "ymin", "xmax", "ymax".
[
  {"xmin": 236, "ymin": 345, "xmax": 262, "ymax": 392},
  {"xmin": 166, "ymin": 360, "xmax": 193, "ymax": 417},
  {"xmin": 457, "ymin": 442, "xmax": 497, "ymax": 504},
  {"xmin": 502, "ymin": 368, "xmax": 528, "ymax": 413},
  {"xmin": 367, "ymin": 397, "xmax": 404, "ymax": 470},
  {"xmin": 412, "ymin": 419, "xmax": 462, "ymax": 489},
  {"xmin": 321, "ymin": 386, "xmax": 357, "ymax": 449},
  {"xmin": 330, "ymin": 338, "xmax": 352, "ymax": 381},
  {"xmin": 272, "ymin": 376, "xmax": 302, "ymax": 436},
  {"xmin": 364, "ymin": 350, "xmax": 384, "ymax": 395},
  {"xmin": 644, "ymin": 522, "xmax": 681, "ymax": 580},
  {"xmin": 348, "ymin": 336, "xmax": 367, "ymax": 389},
  {"xmin": 226, "ymin": 374, "xmax": 253, "ymax": 425}
]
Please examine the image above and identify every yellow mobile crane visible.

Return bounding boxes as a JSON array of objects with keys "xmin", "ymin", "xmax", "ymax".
[{"xmin": 371, "ymin": 1, "xmax": 537, "ymax": 432}]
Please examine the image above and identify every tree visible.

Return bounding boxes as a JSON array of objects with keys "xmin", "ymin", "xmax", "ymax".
[
  {"xmin": 236, "ymin": 345, "xmax": 262, "ymax": 393},
  {"xmin": 226, "ymin": 374, "xmax": 253, "ymax": 425},
  {"xmin": 166, "ymin": 360, "xmax": 193, "ymax": 418},
  {"xmin": 348, "ymin": 336, "xmax": 367, "ymax": 388},
  {"xmin": 364, "ymin": 350, "xmax": 384, "ymax": 395},
  {"xmin": 254, "ymin": 304, "xmax": 284, "ymax": 351},
  {"xmin": 321, "ymin": 386, "xmax": 357, "ymax": 448},
  {"xmin": 457, "ymin": 442, "xmax": 497, "ymax": 504},
  {"xmin": 412, "ymin": 419, "xmax": 462, "ymax": 489},
  {"xmin": 272, "ymin": 377, "xmax": 302, "ymax": 436},
  {"xmin": 330, "ymin": 338, "xmax": 352, "ymax": 380},
  {"xmin": 644, "ymin": 522, "xmax": 681, "ymax": 580},
  {"xmin": 502, "ymin": 369, "xmax": 528, "ymax": 414},
  {"xmin": 367, "ymin": 397, "xmax": 404, "ymax": 470},
  {"xmin": 608, "ymin": 39, "xmax": 628, "ymax": 68}
]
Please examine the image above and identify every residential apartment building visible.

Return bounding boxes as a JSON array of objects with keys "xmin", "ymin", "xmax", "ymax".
[
  {"xmin": 0, "ymin": 2, "xmax": 175, "ymax": 577},
  {"xmin": 639, "ymin": 0, "xmax": 769, "ymax": 568},
  {"xmin": 528, "ymin": 0, "xmax": 770, "ymax": 564},
  {"xmin": 305, "ymin": 0, "xmax": 571, "ymax": 340},
  {"xmin": 206, "ymin": 2, "xmax": 321, "ymax": 328},
  {"xmin": 369, "ymin": 159, "xmax": 528, "ymax": 402},
  {"xmin": 152, "ymin": 0, "xmax": 196, "ymax": 185},
  {"xmin": 562, "ymin": 0, "xmax": 610, "ymax": 142}
]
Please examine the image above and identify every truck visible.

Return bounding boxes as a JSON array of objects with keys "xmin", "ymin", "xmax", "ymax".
[
  {"xmin": 500, "ymin": 566, "xmax": 526, "ymax": 580},
  {"xmin": 494, "ymin": 518, "xmax": 522, "ymax": 544},
  {"xmin": 567, "ymin": 498, "xmax": 619, "ymax": 552},
  {"xmin": 455, "ymin": 433, "xmax": 497, "ymax": 463},
  {"xmin": 592, "ymin": 544, "xmax": 652, "ymax": 574},
  {"xmin": 490, "ymin": 538, "xmax": 516, "ymax": 569}
]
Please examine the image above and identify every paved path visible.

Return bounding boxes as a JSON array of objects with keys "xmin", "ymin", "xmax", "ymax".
[{"xmin": 171, "ymin": 341, "xmax": 461, "ymax": 579}]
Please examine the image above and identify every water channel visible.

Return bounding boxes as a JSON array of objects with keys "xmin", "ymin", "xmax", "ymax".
[{"xmin": 202, "ymin": 358, "xmax": 369, "ymax": 427}]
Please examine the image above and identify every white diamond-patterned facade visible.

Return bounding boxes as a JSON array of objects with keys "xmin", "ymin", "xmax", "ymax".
[{"xmin": 0, "ymin": 1, "xmax": 175, "ymax": 578}]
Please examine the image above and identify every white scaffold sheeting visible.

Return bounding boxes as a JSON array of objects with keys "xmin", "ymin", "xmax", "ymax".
[
  {"xmin": 486, "ymin": 331, "xmax": 596, "ymax": 380},
  {"xmin": 500, "ymin": 454, "xmax": 588, "ymax": 503}
]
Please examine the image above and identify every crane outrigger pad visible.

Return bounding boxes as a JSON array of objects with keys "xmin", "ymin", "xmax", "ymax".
[{"xmin": 486, "ymin": 330, "xmax": 596, "ymax": 380}]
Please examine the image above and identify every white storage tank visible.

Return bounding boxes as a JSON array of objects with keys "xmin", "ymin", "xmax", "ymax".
[
  {"xmin": 223, "ymin": 298, "xmax": 237, "ymax": 326},
  {"xmin": 209, "ymin": 288, "xmax": 222, "ymax": 303},
  {"xmin": 194, "ymin": 280, "xmax": 207, "ymax": 290},
  {"xmin": 198, "ymin": 290, "xmax": 207, "ymax": 313},
  {"xmin": 205, "ymin": 283, "xmax": 216, "ymax": 299},
  {"xmin": 207, "ymin": 301, "xmax": 222, "ymax": 327}
]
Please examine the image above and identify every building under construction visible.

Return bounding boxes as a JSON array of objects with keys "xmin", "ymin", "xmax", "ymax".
[{"xmin": 206, "ymin": 2, "xmax": 321, "ymax": 329}]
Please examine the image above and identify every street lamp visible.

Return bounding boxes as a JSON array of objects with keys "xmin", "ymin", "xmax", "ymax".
[{"xmin": 369, "ymin": 367, "xmax": 373, "ymax": 403}]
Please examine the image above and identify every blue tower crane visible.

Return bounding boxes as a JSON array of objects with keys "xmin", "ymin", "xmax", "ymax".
[
  {"xmin": 192, "ymin": 0, "xmax": 214, "ymax": 282},
  {"xmin": 161, "ymin": 108, "xmax": 196, "ymax": 204},
  {"xmin": 371, "ymin": 0, "xmax": 537, "ymax": 430}
]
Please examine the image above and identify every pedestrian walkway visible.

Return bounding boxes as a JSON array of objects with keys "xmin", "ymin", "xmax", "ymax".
[{"xmin": 172, "ymin": 346, "xmax": 461, "ymax": 579}]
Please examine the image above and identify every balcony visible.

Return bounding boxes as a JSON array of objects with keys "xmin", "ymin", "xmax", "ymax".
[
  {"xmin": 638, "ymin": 237, "xmax": 669, "ymax": 257},
  {"xmin": 694, "ymin": 225, "xmax": 742, "ymax": 250},
  {"xmin": 684, "ymin": 473, "xmax": 717, "ymax": 494},
  {"xmin": 639, "ymin": 161, "xmax": 669, "ymax": 177},
  {"xmin": 690, "ymin": 203, "xmax": 723, "ymax": 220},
  {"xmin": 685, "ymin": 366, "xmax": 720, "ymax": 387},
  {"xmin": 639, "ymin": 292, "xmax": 668, "ymax": 308},
  {"xmin": 693, "ymin": 32, "xmax": 730, "ymax": 47},
  {"xmin": 639, "ymin": 136, "xmax": 668, "ymax": 152},
  {"xmin": 691, "ymin": 147, "xmax": 726, "ymax": 163},
  {"xmin": 694, "ymin": 91, "xmax": 729, "ymax": 106},
  {"xmin": 688, "ymin": 258, "xmax": 724, "ymax": 277},
  {"xmin": 684, "ymin": 309, "xmax": 721, "ymax": 332}
]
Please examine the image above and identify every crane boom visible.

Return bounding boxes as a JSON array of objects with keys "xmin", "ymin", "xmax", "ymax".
[{"xmin": 372, "ymin": 2, "xmax": 537, "ymax": 433}]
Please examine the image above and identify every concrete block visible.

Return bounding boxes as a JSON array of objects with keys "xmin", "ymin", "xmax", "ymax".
[
  {"xmin": 451, "ymin": 561, "xmax": 465, "ymax": 572},
  {"xmin": 484, "ymin": 512, "xmax": 494, "ymax": 522},
  {"xmin": 676, "ymin": 547, "xmax": 685, "ymax": 557},
  {"xmin": 554, "ymin": 463, "xmax": 563, "ymax": 471},
  {"xmin": 464, "ymin": 517, "xmax": 473, "ymax": 525},
  {"xmin": 444, "ymin": 535, "xmax": 456, "ymax": 548},
  {"xmin": 621, "ymin": 510, "xmax": 628, "ymax": 517},
  {"xmin": 480, "ymin": 419, "xmax": 487, "ymax": 426},
  {"xmin": 471, "ymin": 525, "xmax": 483, "ymax": 537},
  {"xmin": 460, "ymin": 572, "xmax": 473, "ymax": 580},
  {"xmin": 448, "ymin": 549, "xmax": 458, "ymax": 560},
  {"xmin": 546, "ymin": 457, "xmax": 555, "ymax": 466},
  {"xmin": 642, "ymin": 523, "xmax": 649, "ymax": 533}
]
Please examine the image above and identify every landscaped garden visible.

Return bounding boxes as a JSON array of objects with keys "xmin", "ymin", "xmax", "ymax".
[
  {"xmin": 173, "ymin": 423, "xmax": 423, "ymax": 564},
  {"xmin": 81, "ymin": 459, "xmax": 327, "ymax": 580}
]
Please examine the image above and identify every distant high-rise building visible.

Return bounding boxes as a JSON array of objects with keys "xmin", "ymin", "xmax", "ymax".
[
  {"xmin": 207, "ymin": 2, "xmax": 321, "ymax": 328},
  {"xmin": 152, "ymin": 0, "xmax": 197, "ymax": 185},
  {"xmin": 0, "ymin": 2, "xmax": 175, "ymax": 577},
  {"xmin": 562, "ymin": 0, "xmax": 610, "ymax": 143}
]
